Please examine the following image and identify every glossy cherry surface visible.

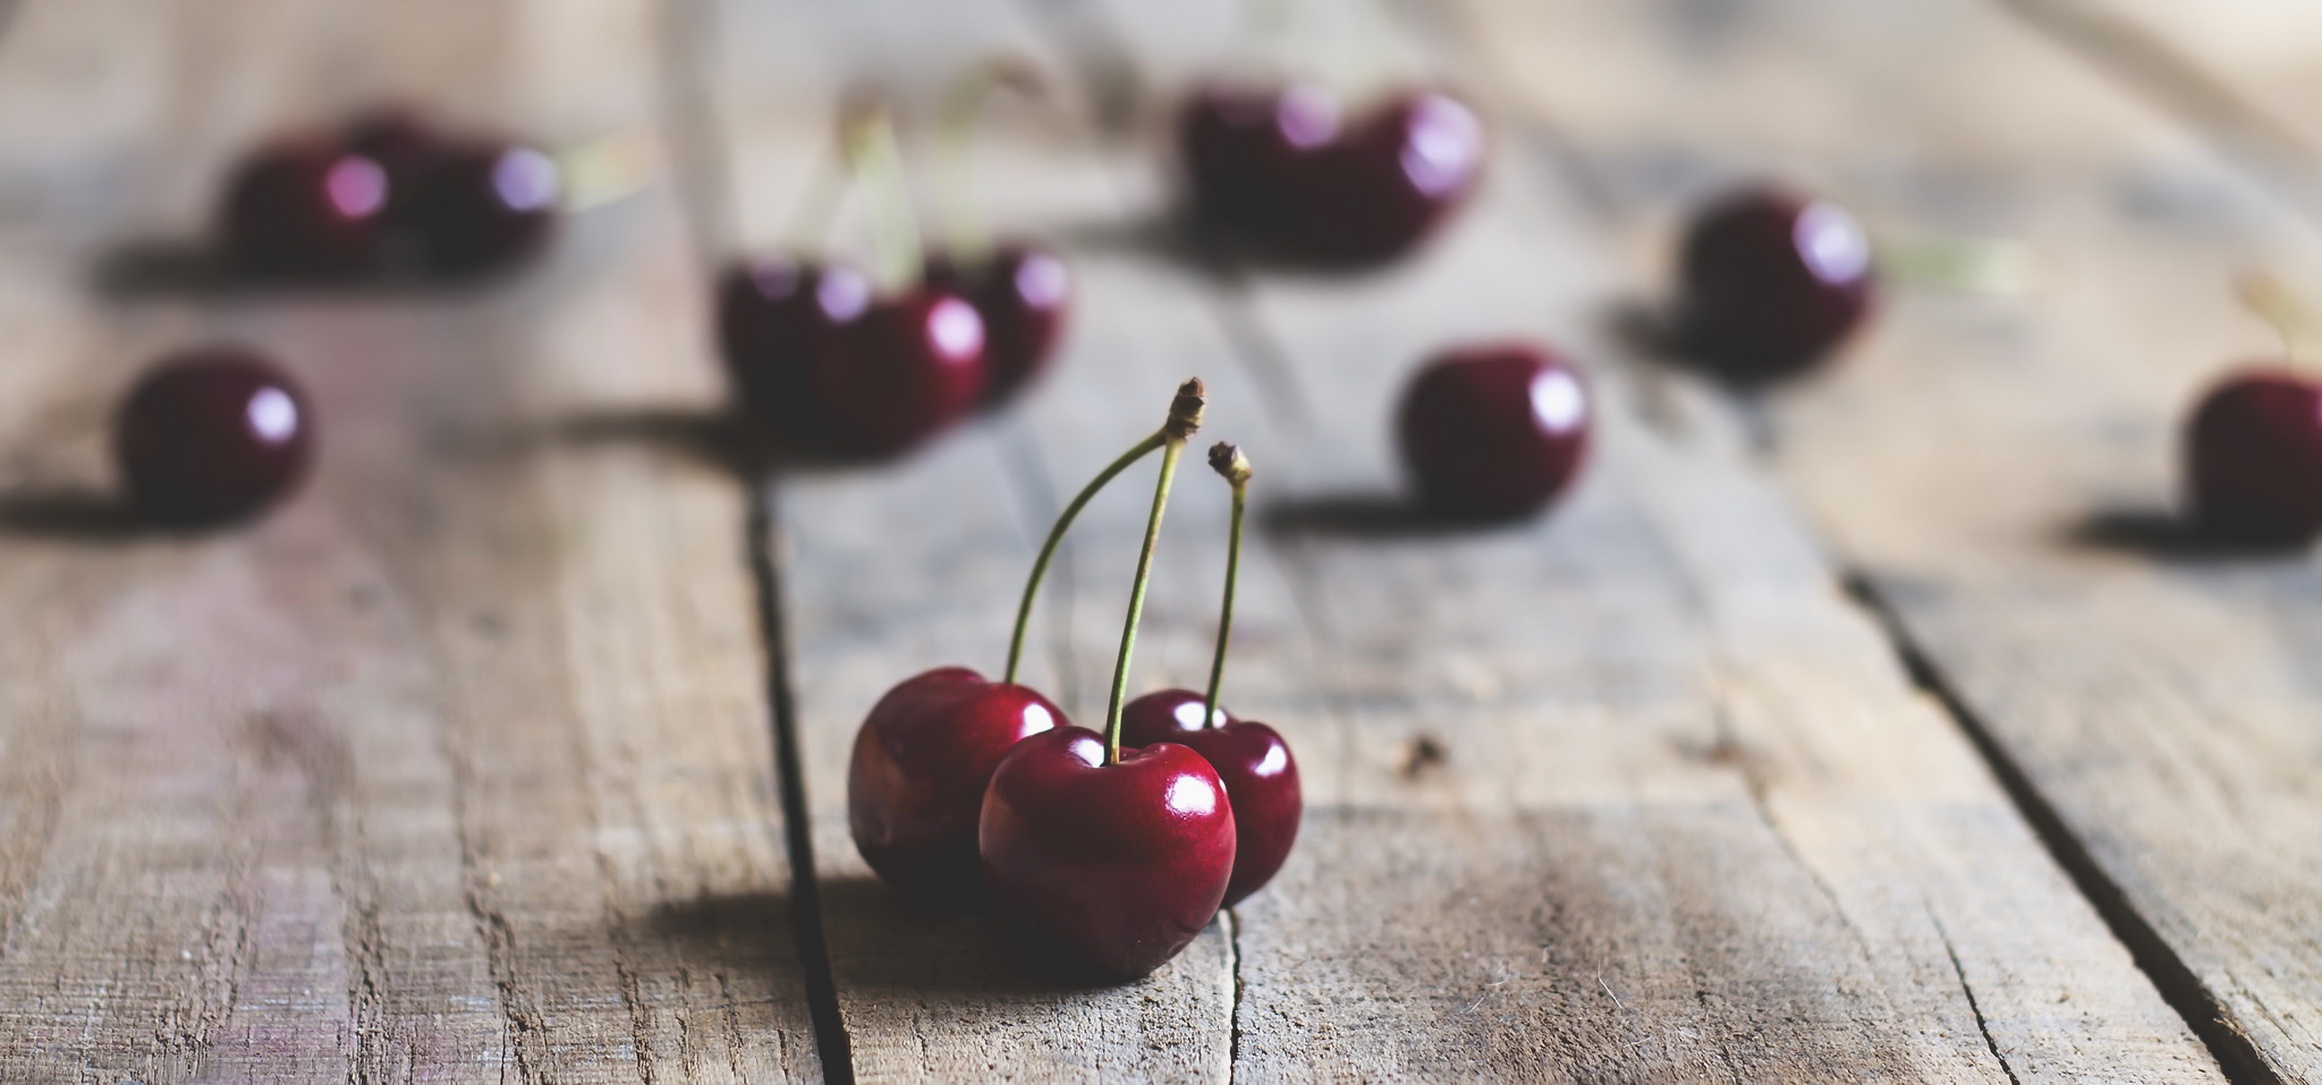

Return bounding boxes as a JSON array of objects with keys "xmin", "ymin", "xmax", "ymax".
[
  {"xmin": 1180, "ymin": 84, "xmax": 1482, "ymax": 265},
  {"xmin": 980, "ymin": 727, "xmax": 1236, "ymax": 979},
  {"xmin": 1120, "ymin": 689, "xmax": 1301, "ymax": 908},
  {"xmin": 115, "ymin": 348, "xmax": 313, "ymax": 523},
  {"xmin": 925, "ymin": 243, "xmax": 1070, "ymax": 405},
  {"xmin": 811, "ymin": 290, "xmax": 987, "ymax": 457},
  {"xmin": 1398, "ymin": 342, "xmax": 1592, "ymax": 518},
  {"xmin": 717, "ymin": 256, "xmax": 869, "ymax": 441},
  {"xmin": 1678, "ymin": 187, "xmax": 1876, "ymax": 382},
  {"xmin": 223, "ymin": 140, "xmax": 391, "ymax": 276},
  {"xmin": 848, "ymin": 666, "xmax": 1064, "ymax": 909},
  {"xmin": 2185, "ymin": 368, "xmax": 2322, "ymax": 544}
]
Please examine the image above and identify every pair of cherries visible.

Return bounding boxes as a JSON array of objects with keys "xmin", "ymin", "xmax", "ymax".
[
  {"xmin": 847, "ymin": 382, "xmax": 1302, "ymax": 979},
  {"xmin": 112, "ymin": 348, "xmax": 314, "ymax": 525},
  {"xmin": 1179, "ymin": 82, "xmax": 1485, "ymax": 266},
  {"xmin": 224, "ymin": 109, "xmax": 559, "ymax": 279},
  {"xmin": 714, "ymin": 243, "xmax": 1067, "ymax": 458}
]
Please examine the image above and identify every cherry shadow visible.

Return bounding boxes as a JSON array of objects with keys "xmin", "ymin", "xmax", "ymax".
[
  {"xmin": 644, "ymin": 890, "xmax": 798, "ymax": 960},
  {"xmin": 548, "ymin": 406, "xmax": 950, "ymax": 484},
  {"xmin": 1260, "ymin": 490, "xmax": 1533, "ymax": 540},
  {"xmin": 0, "ymin": 487, "xmax": 216, "ymax": 541},
  {"xmin": 1603, "ymin": 297, "xmax": 1803, "ymax": 395},
  {"xmin": 2064, "ymin": 506, "xmax": 2308, "ymax": 563},
  {"xmin": 92, "ymin": 237, "xmax": 532, "ymax": 300},
  {"xmin": 815, "ymin": 875, "xmax": 1131, "ymax": 993}
]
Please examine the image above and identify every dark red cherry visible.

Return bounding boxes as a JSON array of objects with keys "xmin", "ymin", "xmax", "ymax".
[
  {"xmin": 2185, "ymin": 368, "xmax": 2322, "ymax": 544},
  {"xmin": 222, "ymin": 140, "xmax": 391, "ymax": 276},
  {"xmin": 810, "ymin": 290, "xmax": 987, "ymax": 457},
  {"xmin": 115, "ymin": 348, "xmax": 313, "ymax": 523},
  {"xmin": 924, "ymin": 243, "xmax": 1071, "ymax": 405},
  {"xmin": 1397, "ymin": 342, "xmax": 1592, "ymax": 518},
  {"xmin": 345, "ymin": 107, "xmax": 450, "ymax": 189},
  {"xmin": 399, "ymin": 139, "xmax": 561, "ymax": 274},
  {"xmin": 848, "ymin": 667, "xmax": 1064, "ymax": 909},
  {"xmin": 1678, "ymin": 187, "xmax": 1876, "ymax": 381},
  {"xmin": 1121, "ymin": 690, "xmax": 1301, "ymax": 908},
  {"xmin": 980, "ymin": 727, "xmax": 1237, "ymax": 978},
  {"xmin": 1179, "ymin": 82, "xmax": 1340, "ymax": 235},
  {"xmin": 1180, "ymin": 83, "xmax": 1482, "ymax": 265},
  {"xmin": 716, "ymin": 256, "xmax": 871, "ymax": 442}
]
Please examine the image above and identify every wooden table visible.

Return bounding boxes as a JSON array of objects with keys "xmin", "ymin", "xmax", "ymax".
[{"xmin": 0, "ymin": 0, "xmax": 2313, "ymax": 1080}]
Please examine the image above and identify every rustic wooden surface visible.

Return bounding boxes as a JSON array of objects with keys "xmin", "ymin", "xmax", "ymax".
[
  {"xmin": 1446, "ymin": 0, "xmax": 2322, "ymax": 1081},
  {"xmin": 0, "ymin": 0, "xmax": 2317, "ymax": 1080}
]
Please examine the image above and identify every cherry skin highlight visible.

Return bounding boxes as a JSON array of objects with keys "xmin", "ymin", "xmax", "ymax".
[
  {"xmin": 1397, "ymin": 342, "xmax": 1592, "ymax": 518},
  {"xmin": 1678, "ymin": 187, "xmax": 1876, "ymax": 382},
  {"xmin": 223, "ymin": 139, "xmax": 392, "ymax": 276},
  {"xmin": 979, "ymin": 727, "xmax": 1237, "ymax": 979},
  {"xmin": 847, "ymin": 667, "xmax": 1064, "ymax": 909},
  {"xmin": 2185, "ymin": 368, "xmax": 2322, "ymax": 545},
  {"xmin": 1179, "ymin": 84, "xmax": 1482, "ymax": 265},
  {"xmin": 115, "ymin": 348, "xmax": 314, "ymax": 524},
  {"xmin": 1121, "ymin": 689, "xmax": 1301, "ymax": 907},
  {"xmin": 924, "ymin": 243, "xmax": 1071, "ymax": 405}
]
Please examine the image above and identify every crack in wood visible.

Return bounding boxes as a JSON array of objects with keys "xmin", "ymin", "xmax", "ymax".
[
  {"xmin": 1931, "ymin": 908, "xmax": 2021, "ymax": 1085},
  {"xmin": 1842, "ymin": 572, "xmax": 2283, "ymax": 1085}
]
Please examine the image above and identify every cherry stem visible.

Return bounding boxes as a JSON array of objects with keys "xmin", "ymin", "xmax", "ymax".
[
  {"xmin": 1004, "ymin": 378, "xmax": 1208, "ymax": 689},
  {"xmin": 1003, "ymin": 431, "xmax": 1165, "ymax": 685},
  {"xmin": 937, "ymin": 56, "xmax": 1042, "ymax": 272},
  {"xmin": 2236, "ymin": 268, "xmax": 2314, "ymax": 366},
  {"xmin": 1879, "ymin": 237, "xmax": 2042, "ymax": 296},
  {"xmin": 1201, "ymin": 443, "xmax": 1252, "ymax": 728},
  {"xmin": 1105, "ymin": 438, "xmax": 1186, "ymax": 766},
  {"xmin": 784, "ymin": 109, "xmax": 859, "ymax": 258},
  {"xmin": 844, "ymin": 107, "xmax": 923, "ymax": 291}
]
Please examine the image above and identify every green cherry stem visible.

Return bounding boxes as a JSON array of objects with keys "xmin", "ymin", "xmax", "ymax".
[
  {"xmin": 1201, "ymin": 443, "xmax": 1252, "ymax": 728},
  {"xmin": 937, "ymin": 56, "xmax": 1044, "ymax": 272},
  {"xmin": 1003, "ymin": 379, "xmax": 1210, "ymax": 686},
  {"xmin": 2236, "ymin": 268, "xmax": 2316, "ymax": 366},
  {"xmin": 1102, "ymin": 379, "xmax": 1207, "ymax": 765},
  {"xmin": 844, "ymin": 105, "xmax": 923, "ymax": 292}
]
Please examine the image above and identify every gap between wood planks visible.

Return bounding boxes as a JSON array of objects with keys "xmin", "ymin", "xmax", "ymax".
[{"xmin": 1840, "ymin": 573, "xmax": 2280, "ymax": 1085}]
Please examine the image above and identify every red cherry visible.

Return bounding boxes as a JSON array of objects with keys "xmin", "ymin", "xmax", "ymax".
[
  {"xmin": 2185, "ymin": 368, "xmax": 2322, "ymax": 544},
  {"xmin": 1180, "ymin": 84, "xmax": 1482, "ymax": 265},
  {"xmin": 847, "ymin": 667, "xmax": 1064, "ymax": 909},
  {"xmin": 925, "ymin": 243, "xmax": 1071, "ymax": 405},
  {"xmin": 1678, "ymin": 187, "xmax": 1876, "ymax": 381},
  {"xmin": 810, "ymin": 290, "xmax": 987, "ymax": 457},
  {"xmin": 223, "ymin": 139, "xmax": 391, "ymax": 276},
  {"xmin": 716, "ymin": 256, "xmax": 871, "ymax": 442},
  {"xmin": 979, "ymin": 727, "xmax": 1237, "ymax": 978},
  {"xmin": 1397, "ymin": 342, "xmax": 1592, "ymax": 517},
  {"xmin": 400, "ymin": 140, "xmax": 561, "ymax": 274},
  {"xmin": 115, "ymin": 348, "xmax": 313, "ymax": 523},
  {"xmin": 1120, "ymin": 690, "xmax": 1301, "ymax": 907},
  {"xmin": 345, "ymin": 107, "xmax": 450, "ymax": 191}
]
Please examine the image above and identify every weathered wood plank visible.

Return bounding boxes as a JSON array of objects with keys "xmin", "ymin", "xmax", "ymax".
[
  {"xmin": 1454, "ymin": 0, "xmax": 2322, "ymax": 1078},
  {"xmin": 0, "ymin": 1, "xmax": 821, "ymax": 1080},
  {"xmin": 716, "ymin": 0, "xmax": 2225, "ymax": 1080}
]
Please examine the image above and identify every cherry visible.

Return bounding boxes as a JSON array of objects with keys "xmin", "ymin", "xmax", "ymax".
[
  {"xmin": 980, "ymin": 728, "xmax": 1236, "ymax": 978},
  {"xmin": 1677, "ymin": 186, "xmax": 1876, "ymax": 381},
  {"xmin": 2185, "ymin": 368, "xmax": 2322, "ymax": 544},
  {"xmin": 398, "ymin": 139, "xmax": 562, "ymax": 274},
  {"xmin": 1397, "ymin": 342, "xmax": 1592, "ymax": 518},
  {"xmin": 981, "ymin": 380, "xmax": 1234, "ymax": 978},
  {"xmin": 846, "ymin": 381, "xmax": 1206, "ymax": 909},
  {"xmin": 1120, "ymin": 692, "xmax": 1298, "ymax": 908},
  {"xmin": 115, "ymin": 348, "xmax": 313, "ymax": 523},
  {"xmin": 716, "ymin": 255, "xmax": 869, "ymax": 440},
  {"xmin": 924, "ymin": 243, "xmax": 1070, "ymax": 405},
  {"xmin": 847, "ymin": 667, "xmax": 1064, "ymax": 908},
  {"xmin": 811, "ymin": 289, "xmax": 987, "ymax": 457},
  {"xmin": 222, "ymin": 139, "xmax": 391, "ymax": 276},
  {"xmin": 1179, "ymin": 83, "xmax": 1483, "ymax": 265},
  {"xmin": 1120, "ymin": 444, "xmax": 1298, "ymax": 906}
]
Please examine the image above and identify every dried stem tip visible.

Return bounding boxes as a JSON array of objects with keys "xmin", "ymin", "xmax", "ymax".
[
  {"xmin": 1164, "ymin": 378, "xmax": 1206, "ymax": 441},
  {"xmin": 1208, "ymin": 442, "xmax": 1252, "ymax": 486}
]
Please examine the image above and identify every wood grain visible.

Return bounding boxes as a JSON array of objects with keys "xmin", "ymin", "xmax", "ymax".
[
  {"xmin": 1450, "ymin": 0, "xmax": 2322, "ymax": 1078},
  {"xmin": 715, "ymin": 0, "xmax": 2222, "ymax": 1079},
  {"xmin": 0, "ymin": 0, "xmax": 820, "ymax": 1080}
]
